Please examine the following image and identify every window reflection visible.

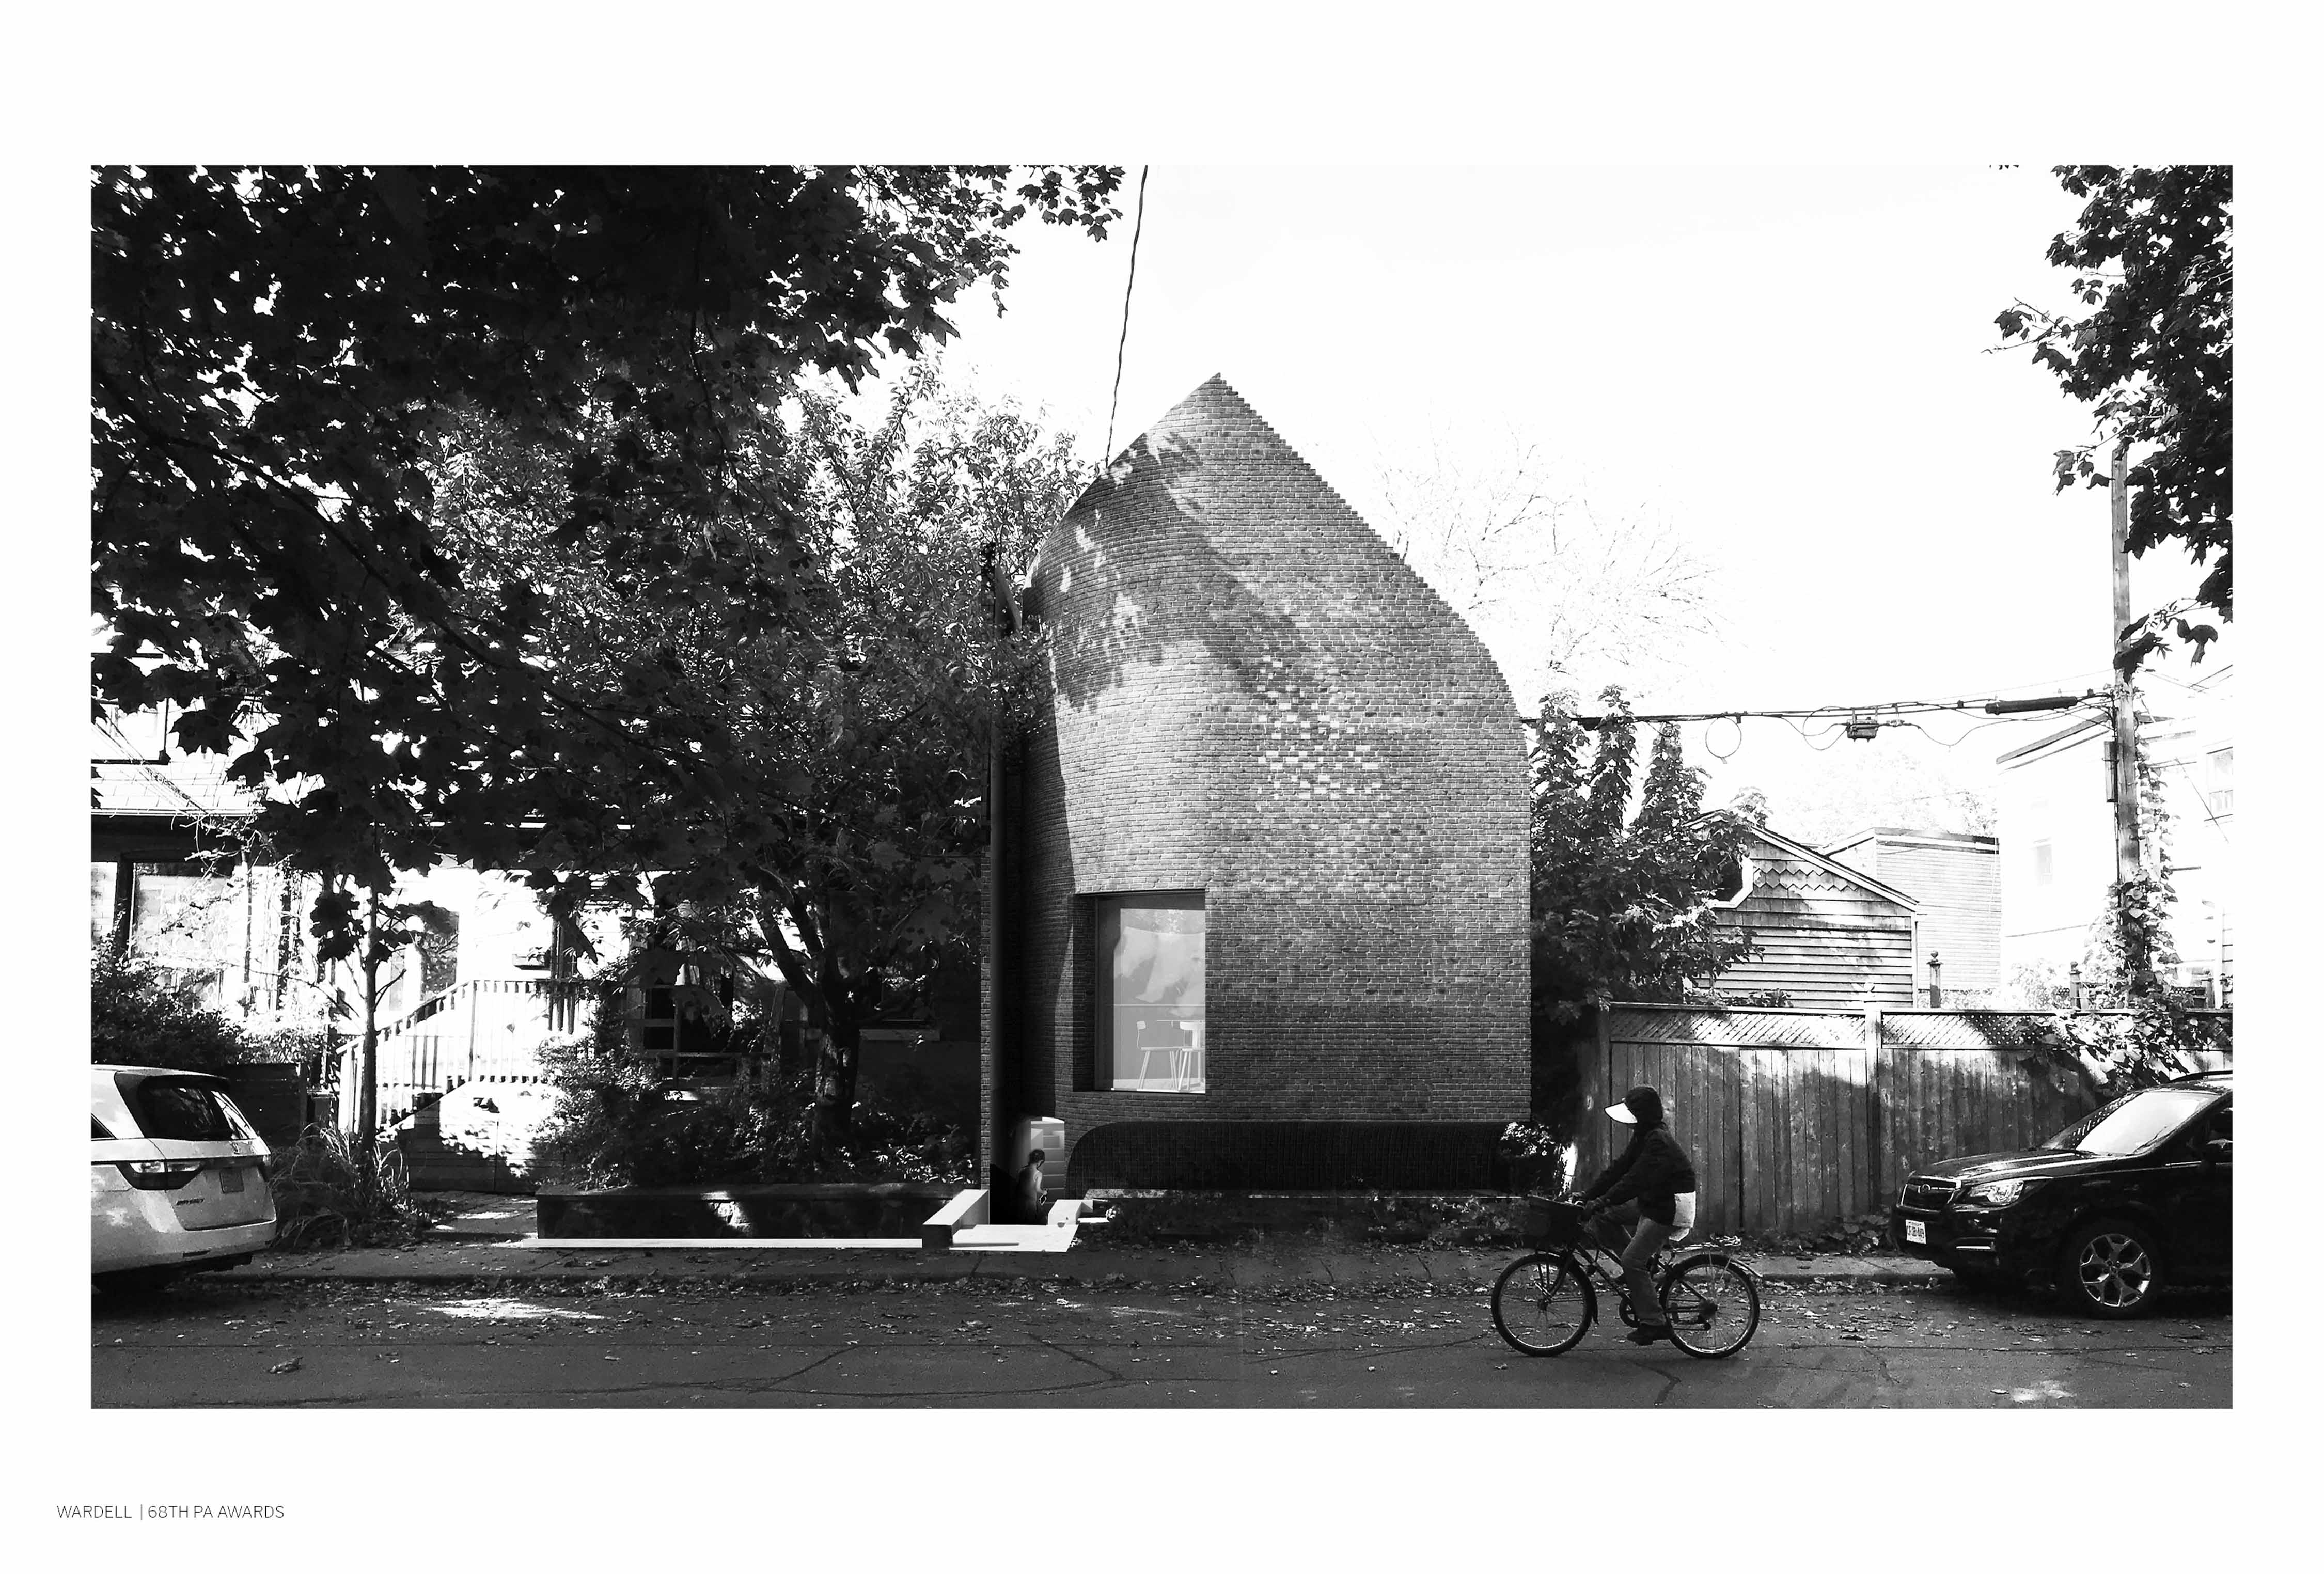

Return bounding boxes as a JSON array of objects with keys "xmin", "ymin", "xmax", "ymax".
[{"xmin": 1098, "ymin": 893, "xmax": 1205, "ymax": 1092}]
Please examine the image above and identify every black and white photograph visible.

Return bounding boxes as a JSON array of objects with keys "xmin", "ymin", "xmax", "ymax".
[{"xmin": 19, "ymin": 11, "xmax": 2303, "ymax": 1568}]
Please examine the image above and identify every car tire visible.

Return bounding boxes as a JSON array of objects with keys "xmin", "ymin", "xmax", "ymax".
[
  {"xmin": 2056, "ymin": 1217, "xmax": 2164, "ymax": 1319},
  {"xmin": 93, "ymin": 1267, "xmax": 178, "ymax": 1297}
]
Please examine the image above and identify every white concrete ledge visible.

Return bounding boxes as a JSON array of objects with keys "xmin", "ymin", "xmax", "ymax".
[
  {"xmin": 950, "ymin": 1223, "xmax": 1077, "ymax": 1253},
  {"xmin": 507, "ymin": 1237, "xmax": 924, "ymax": 1250},
  {"xmin": 921, "ymin": 1188, "xmax": 991, "ymax": 1250}
]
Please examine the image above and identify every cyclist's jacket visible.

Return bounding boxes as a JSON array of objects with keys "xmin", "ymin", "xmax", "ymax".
[{"xmin": 1580, "ymin": 1123, "xmax": 1698, "ymax": 1226}]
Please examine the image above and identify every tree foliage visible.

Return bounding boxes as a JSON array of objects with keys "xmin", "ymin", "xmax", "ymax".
[
  {"xmin": 2077, "ymin": 730, "xmax": 2182, "ymax": 1004},
  {"xmin": 1996, "ymin": 165, "xmax": 2231, "ymax": 666},
  {"xmin": 1529, "ymin": 688, "xmax": 1756, "ymax": 1022},
  {"xmin": 91, "ymin": 165, "xmax": 1121, "ymax": 919},
  {"xmin": 2016, "ymin": 733, "xmax": 2228, "ymax": 1098},
  {"xmin": 442, "ymin": 371, "xmax": 1085, "ymax": 1138},
  {"xmin": 91, "ymin": 942, "xmax": 257, "ymax": 1072}
]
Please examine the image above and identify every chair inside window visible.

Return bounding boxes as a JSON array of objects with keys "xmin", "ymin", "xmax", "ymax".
[
  {"xmin": 1132, "ymin": 1020, "xmax": 1179, "ymax": 1090},
  {"xmin": 1169, "ymin": 1022, "xmax": 1204, "ymax": 1092}
]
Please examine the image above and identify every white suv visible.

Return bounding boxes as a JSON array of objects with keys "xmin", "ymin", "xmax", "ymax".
[{"xmin": 91, "ymin": 1066, "xmax": 277, "ymax": 1293}]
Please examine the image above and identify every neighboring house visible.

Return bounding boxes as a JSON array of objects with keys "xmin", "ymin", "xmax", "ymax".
[
  {"xmin": 95, "ymin": 699, "xmax": 970, "ymax": 1178},
  {"xmin": 91, "ymin": 704, "xmax": 324, "ymax": 1021},
  {"xmin": 1822, "ymin": 827, "xmax": 2001, "ymax": 1001},
  {"xmin": 1704, "ymin": 823, "xmax": 1922, "ymax": 1010},
  {"xmin": 94, "ymin": 706, "xmax": 654, "ymax": 1129},
  {"xmin": 988, "ymin": 375, "xmax": 1531, "ymax": 1192},
  {"xmin": 1993, "ymin": 665, "xmax": 2231, "ymax": 1002}
]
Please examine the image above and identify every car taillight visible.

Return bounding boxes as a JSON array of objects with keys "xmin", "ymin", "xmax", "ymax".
[{"xmin": 118, "ymin": 1159, "xmax": 205, "ymax": 1191}]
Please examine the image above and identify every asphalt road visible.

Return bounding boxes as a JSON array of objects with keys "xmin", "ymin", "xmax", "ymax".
[{"xmin": 91, "ymin": 1273, "xmax": 2229, "ymax": 1408}]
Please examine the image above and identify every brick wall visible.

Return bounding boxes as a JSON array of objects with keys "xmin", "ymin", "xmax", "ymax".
[{"xmin": 1002, "ymin": 375, "xmax": 1529, "ymax": 1185}]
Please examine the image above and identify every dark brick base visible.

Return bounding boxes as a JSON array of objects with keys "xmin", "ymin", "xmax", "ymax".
[
  {"xmin": 535, "ymin": 1182, "xmax": 957, "ymax": 1240},
  {"xmin": 1065, "ymin": 1120, "xmax": 1526, "ymax": 1193},
  {"xmin": 1088, "ymin": 1190, "xmax": 1531, "ymax": 1246}
]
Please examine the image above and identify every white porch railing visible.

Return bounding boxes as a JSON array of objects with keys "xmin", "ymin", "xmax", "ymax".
[{"xmin": 342, "ymin": 978, "xmax": 583, "ymax": 1128}]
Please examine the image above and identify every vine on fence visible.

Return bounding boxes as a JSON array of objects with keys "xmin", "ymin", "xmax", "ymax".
[{"xmin": 2015, "ymin": 744, "xmax": 2229, "ymax": 1100}]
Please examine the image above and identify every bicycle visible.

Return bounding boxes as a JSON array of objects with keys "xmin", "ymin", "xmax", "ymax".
[{"xmin": 1491, "ymin": 1196, "xmax": 1762, "ymax": 1359}]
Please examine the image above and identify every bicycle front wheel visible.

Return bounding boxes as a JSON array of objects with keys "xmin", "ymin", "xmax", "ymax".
[
  {"xmin": 1660, "ymin": 1255, "xmax": 1760, "ymax": 1359},
  {"xmin": 1492, "ymin": 1252, "xmax": 1595, "ymax": 1356}
]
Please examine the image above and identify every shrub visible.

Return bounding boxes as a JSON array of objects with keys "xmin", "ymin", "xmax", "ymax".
[
  {"xmin": 267, "ymin": 1125, "xmax": 432, "ymax": 1250},
  {"xmin": 91, "ymin": 942, "xmax": 250, "ymax": 1072},
  {"xmin": 533, "ymin": 992, "xmax": 975, "ymax": 1189}
]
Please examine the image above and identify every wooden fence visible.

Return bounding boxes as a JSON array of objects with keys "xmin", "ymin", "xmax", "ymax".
[{"xmin": 1573, "ymin": 1004, "xmax": 2231, "ymax": 1237}]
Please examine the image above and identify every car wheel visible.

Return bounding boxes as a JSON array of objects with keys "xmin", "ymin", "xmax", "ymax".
[
  {"xmin": 93, "ymin": 1267, "xmax": 178, "ymax": 1297},
  {"xmin": 2056, "ymin": 1217, "xmax": 2163, "ymax": 1319}
]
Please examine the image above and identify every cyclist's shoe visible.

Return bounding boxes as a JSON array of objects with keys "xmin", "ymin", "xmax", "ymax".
[{"xmin": 1626, "ymin": 1325, "xmax": 1673, "ymax": 1345}]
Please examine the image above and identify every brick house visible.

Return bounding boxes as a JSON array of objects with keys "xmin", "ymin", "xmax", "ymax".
[{"xmin": 983, "ymin": 376, "xmax": 1531, "ymax": 1192}]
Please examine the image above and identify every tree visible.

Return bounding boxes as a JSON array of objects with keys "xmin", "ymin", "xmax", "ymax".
[
  {"xmin": 1529, "ymin": 688, "xmax": 1756, "ymax": 1021},
  {"xmin": 435, "ymin": 370, "xmax": 1084, "ymax": 1142},
  {"xmin": 1523, "ymin": 690, "xmax": 1755, "ymax": 1142},
  {"xmin": 1995, "ymin": 165, "xmax": 2231, "ymax": 668},
  {"xmin": 91, "ymin": 165, "xmax": 1122, "ymax": 920},
  {"xmin": 1374, "ymin": 432, "xmax": 1721, "ymax": 701}
]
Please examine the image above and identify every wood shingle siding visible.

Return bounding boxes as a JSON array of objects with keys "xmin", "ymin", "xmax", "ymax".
[{"xmin": 1707, "ymin": 825, "xmax": 1918, "ymax": 1008}]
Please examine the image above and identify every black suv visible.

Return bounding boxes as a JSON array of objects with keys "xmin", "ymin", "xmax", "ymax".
[{"xmin": 1890, "ymin": 1071, "xmax": 2230, "ymax": 1318}]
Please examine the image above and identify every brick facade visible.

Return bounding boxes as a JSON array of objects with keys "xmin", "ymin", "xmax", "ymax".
[{"xmin": 995, "ymin": 375, "xmax": 1528, "ymax": 1188}]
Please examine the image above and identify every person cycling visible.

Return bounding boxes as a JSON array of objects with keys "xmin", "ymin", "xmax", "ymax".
[{"xmin": 1575, "ymin": 1084, "xmax": 1700, "ymax": 1345}]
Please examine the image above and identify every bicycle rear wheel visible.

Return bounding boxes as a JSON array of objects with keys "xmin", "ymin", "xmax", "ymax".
[
  {"xmin": 1659, "ymin": 1255, "xmax": 1760, "ymax": 1359},
  {"xmin": 1492, "ymin": 1252, "xmax": 1595, "ymax": 1356}
]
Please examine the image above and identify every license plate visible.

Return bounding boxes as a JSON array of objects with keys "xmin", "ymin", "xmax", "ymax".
[
  {"xmin": 217, "ymin": 1164, "xmax": 245, "ymax": 1193},
  {"xmin": 1904, "ymin": 1219, "xmax": 1926, "ymax": 1245}
]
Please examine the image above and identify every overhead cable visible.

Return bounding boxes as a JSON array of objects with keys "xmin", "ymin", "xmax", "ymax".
[{"xmin": 1100, "ymin": 165, "xmax": 1150, "ymax": 474}]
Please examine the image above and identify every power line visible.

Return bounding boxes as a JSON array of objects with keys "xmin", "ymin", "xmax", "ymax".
[
  {"xmin": 1100, "ymin": 165, "xmax": 1150, "ymax": 472},
  {"xmin": 1518, "ymin": 690, "xmax": 2107, "ymax": 729}
]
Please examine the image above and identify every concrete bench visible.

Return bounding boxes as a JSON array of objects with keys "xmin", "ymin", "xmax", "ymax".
[{"xmin": 921, "ymin": 1189, "xmax": 990, "ymax": 1250}]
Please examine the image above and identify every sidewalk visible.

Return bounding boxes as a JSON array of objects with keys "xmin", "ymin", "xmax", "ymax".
[{"xmin": 222, "ymin": 1193, "xmax": 1946, "ymax": 1294}]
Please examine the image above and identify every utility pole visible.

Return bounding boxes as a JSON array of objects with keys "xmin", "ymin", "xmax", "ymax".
[{"xmin": 2108, "ymin": 442, "xmax": 2147, "ymax": 988}]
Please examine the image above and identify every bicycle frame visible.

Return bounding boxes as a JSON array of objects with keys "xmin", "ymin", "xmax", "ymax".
[{"xmin": 1540, "ymin": 1234, "xmax": 1760, "ymax": 1325}]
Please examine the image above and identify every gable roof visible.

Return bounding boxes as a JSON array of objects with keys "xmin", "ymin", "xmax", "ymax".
[
  {"xmin": 1823, "ymin": 826, "xmax": 1998, "ymax": 859},
  {"xmin": 1732, "ymin": 820, "xmax": 1921, "ymax": 911}
]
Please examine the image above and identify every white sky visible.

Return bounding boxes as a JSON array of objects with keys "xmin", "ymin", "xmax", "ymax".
[{"xmin": 931, "ymin": 165, "xmax": 2225, "ymax": 833}]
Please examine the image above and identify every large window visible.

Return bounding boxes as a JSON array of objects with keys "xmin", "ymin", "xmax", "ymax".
[{"xmin": 1098, "ymin": 893, "xmax": 1205, "ymax": 1093}]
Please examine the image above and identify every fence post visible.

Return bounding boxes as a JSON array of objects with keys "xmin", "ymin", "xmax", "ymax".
[{"xmin": 1864, "ymin": 1004, "xmax": 1886, "ymax": 1210}]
